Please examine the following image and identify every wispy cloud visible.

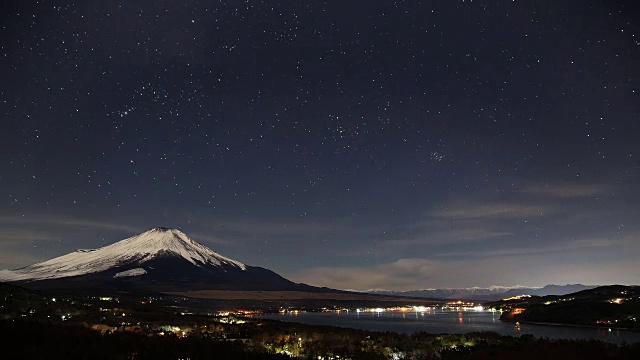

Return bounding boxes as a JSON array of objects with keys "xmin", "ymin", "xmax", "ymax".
[
  {"xmin": 293, "ymin": 257, "xmax": 549, "ymax": 291},
  {"xmin": 0, "ymin": 229, "xmax": 54, "ymax": 245},
  {"xmin": 436, "ymin": 203, "xmax": 551, "ymax": 220},
  {"xmin": 373, "ymin": 180, "xmax": 622, "ymax": 253},
  {"xmin": 0, "ymin": 216, "xmax": 142, "ymax": 234},
  {"xmin": 293, "ymin": 232, "xmax": 638, "ymax": 290},
  {"xmin": 382, "ymin": 228, "xmax": 513, "ymax": 246},
  {"xmin": 432, "ymin": 182, "xmax": 610, "ymax": 222},
  {"xmin": 293, "ymin": 258, "xmax": 440, "ymax": 291},
  {"xmin": 436, "ymin": 237, "xmax": 626, "ymax": 258},
  {"xmin": 517, "ymin": 184, "xmax": 609, "ymax": 198},
  {"xmin": 375, "ymin": 202, "xmax": 545, "ymax": 247}
]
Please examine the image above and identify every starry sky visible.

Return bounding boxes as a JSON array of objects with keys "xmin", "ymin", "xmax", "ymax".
[{"xmin": 1, "ymin": 0, "xmax": 639, "ymax": 291}]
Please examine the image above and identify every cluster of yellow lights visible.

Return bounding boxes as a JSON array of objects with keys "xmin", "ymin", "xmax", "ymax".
[
  {"xmin": 501, "ymin": 295, "xmax": 532, "ymax": 301},
  {"xmin": 446, "ymin": 301, "xmax": 474, "ymax": 306},
  {"xmin": 279, "ymin": 309, "xmax": 301, "ymax": 314},
  {"xmin": 609, "ymin": 298, "xmax": 624, "ymax": 304},
  {"xmin": 280, "ymin": 304, "xmax": 487, "ymax": 316},
  {"xmin": 235, "ymin": 309, "xmax": 260, "ymax": 315},
  {"xmin": 353, "ymin": 304, "xmax": 484, "ymax": 313}
]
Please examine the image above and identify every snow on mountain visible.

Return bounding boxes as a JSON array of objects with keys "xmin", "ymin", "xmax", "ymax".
[
  {"xmin": 113, "ymin": 268, "xmax": 147, "ymax": 278},
  {"xmin": 0, "ymin": 227, "xmax": 245, "ymax": 282},
  {"xmin": 368, "ymin": 284, "xmax": 596, "ymax": 300},
  {"xmin": 468, "ymin": 285, "xmax": 532, "ymax": 292},
  {"xmin": 369, "ymin": 285, "xmax": 532, "ymax": 295}
]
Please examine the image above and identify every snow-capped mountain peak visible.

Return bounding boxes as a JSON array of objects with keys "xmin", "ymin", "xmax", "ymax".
[
  {"xmin": 101, "ymin": 227, "xmax": 244, "ymax": 267},
  {"xmin": 0, "ymin": 227, "xmax": 245, "ymax": 282}
]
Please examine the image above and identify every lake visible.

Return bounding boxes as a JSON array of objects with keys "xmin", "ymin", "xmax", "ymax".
[{"xmin": 259, "ymin": 309, "xmax": 640, "ymax": 344}]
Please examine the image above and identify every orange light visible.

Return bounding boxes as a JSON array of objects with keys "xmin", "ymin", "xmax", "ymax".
[{"xmin": 511, "ymin": 308, "xmax": 525, "ymax": 315}]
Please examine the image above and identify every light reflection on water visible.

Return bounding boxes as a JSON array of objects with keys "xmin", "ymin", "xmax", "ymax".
[{"xmin": 259, "ymin": 309, "xmax": 640, "ymax": 344}]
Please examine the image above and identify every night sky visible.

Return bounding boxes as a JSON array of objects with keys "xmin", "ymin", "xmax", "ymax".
[{"xmin": 1, "ymin": 0, "xmax": 638, "ymax": 291}]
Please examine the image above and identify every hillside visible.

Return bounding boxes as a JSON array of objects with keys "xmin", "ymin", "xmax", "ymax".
[{"xmin": 486, "ymin": 285, "xmax": 640, "ymax": 329}]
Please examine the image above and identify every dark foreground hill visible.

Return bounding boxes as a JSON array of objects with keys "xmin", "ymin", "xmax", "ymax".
[{"xmin": 487, "ymin": 285, "xmax": 640, "ymax": 329}]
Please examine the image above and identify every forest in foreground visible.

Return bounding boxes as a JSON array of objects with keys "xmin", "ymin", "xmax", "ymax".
[{"xmin": 2, "ymin": 319, "xmax": 639, "ymax": 360}]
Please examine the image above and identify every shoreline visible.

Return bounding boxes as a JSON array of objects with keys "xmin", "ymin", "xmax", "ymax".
[
  {"xmin": 256, "ymin": 313, "xmax": 640, "ymax": 345},
  {"xmin": 500, "ymin": 319, "xmax": 639, "ymax": 332}
]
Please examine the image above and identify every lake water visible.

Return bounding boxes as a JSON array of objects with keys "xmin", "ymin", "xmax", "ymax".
[{"xmin": 260, "ymin": 309, "xmax": 640, "ymax": 344}]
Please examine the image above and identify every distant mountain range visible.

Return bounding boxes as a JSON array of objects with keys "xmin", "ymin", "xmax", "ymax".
[
  {"xmin": 0, "ymin": 227, "xmax": 321, "ymax": 294},
  {"xmin": 369, "ymin": 284, "xmax": 598, "ymax": 301}
]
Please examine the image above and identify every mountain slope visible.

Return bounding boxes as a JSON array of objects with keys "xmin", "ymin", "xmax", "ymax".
[
  {"xmin": 0, "ymin": 228, "xmax": 245, "ymax": 282},
  {"xmin": 0, "ymin": 228, "xmax": 317, "ymax": 293}
]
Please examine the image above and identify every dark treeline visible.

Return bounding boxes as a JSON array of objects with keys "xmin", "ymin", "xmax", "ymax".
[
  {"xmin": 0, "ymin": 320, "xmax": 287, "ymax": 360},
  {"xmin": 2, "ymin": 320, "xmax": 639, "ymax": 360}
]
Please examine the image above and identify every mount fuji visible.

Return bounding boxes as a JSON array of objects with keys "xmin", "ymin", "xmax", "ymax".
[{"xmin": 0, "ymin": 227, "xmax": 317, "ymax": 294}]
